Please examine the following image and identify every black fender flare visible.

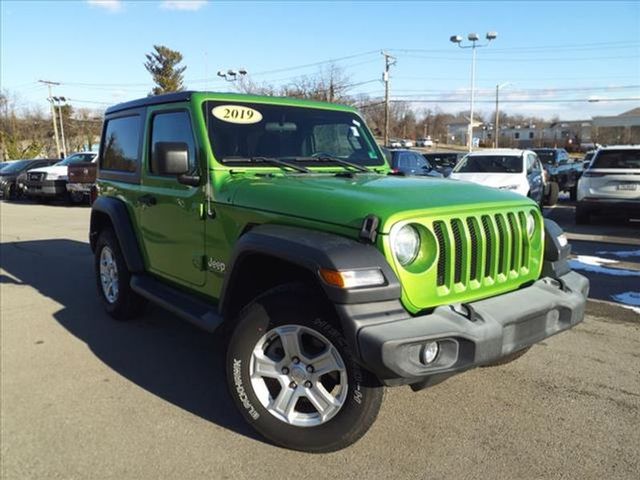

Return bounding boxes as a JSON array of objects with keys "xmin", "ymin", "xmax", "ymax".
[
  {"xmin": 90, "ymin": 196, "xmax": 145, "ymax": 273},
  {"xmin": 219, "ymin": 224, "xmax": 401, "ymax": 315}
]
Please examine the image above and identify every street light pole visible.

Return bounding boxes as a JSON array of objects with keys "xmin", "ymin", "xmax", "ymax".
[
  {"xmin": 450, "ymin": 32, "xmax": 497, "ymax": 152},
  {"xmin": 469, "ymin": 45, "xmax": 477, "ymax": 152}
]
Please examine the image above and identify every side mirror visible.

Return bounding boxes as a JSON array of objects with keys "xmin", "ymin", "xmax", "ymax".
[{"xmin": 152, "ymin": 142, "xmax": 190, "ymax": 175}]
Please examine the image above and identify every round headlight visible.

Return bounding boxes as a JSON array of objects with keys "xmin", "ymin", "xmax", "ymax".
[
  {"xmin": 525, "ymin": 212, "xmax": 536, "ymax": 237},
  {"xmin": 393, "ymin": 224, "xmax": 420, "ymax": 266}
]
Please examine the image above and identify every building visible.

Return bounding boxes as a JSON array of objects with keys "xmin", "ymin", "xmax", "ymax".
[
  {"xmin": 446, "ymin": 120, "xmax": 484, "ymax": 146},
  {"xmin": 592, "ymin": 108, "xmax": 640, "ymax": 145}
]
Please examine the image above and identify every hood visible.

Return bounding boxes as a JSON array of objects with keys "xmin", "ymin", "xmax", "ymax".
[
  {"xmin": 449, "ymin": 172, "xmax": 524, "ymax": 188},
  {"xmin": 28, "ymin": 165, "xmax": 67, "ymax": 176},
  {"xmin": 225, "ymin": 172, "xmax": 534, "ymax": 233}
]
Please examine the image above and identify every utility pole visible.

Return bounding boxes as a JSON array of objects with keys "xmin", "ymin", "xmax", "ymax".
[
  {"xmin": 39, "ymin": 80, "xmax": 61, "ymax": 157},
  {"xmin": 53, "ymin": 97, "xmax": 68, "ymax": 158},
  {"xmin": 382, "ymin": 51, "xmax": 396, "ymax": 147}
]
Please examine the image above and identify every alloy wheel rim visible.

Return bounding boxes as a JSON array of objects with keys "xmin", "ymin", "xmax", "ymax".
[
  {"xmin": 99, "ymin": 246, "xmax": 119, "ymax": 304},
  {"xmin": 249, "ymin": 324, "xmax": 348, "ymax": 427}
]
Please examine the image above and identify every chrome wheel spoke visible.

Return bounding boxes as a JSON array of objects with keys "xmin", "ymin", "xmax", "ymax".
[
  {"xmin": 251, "ymin": 351, "xmax": 282, "ymax": 379},
  {"xmin": 306, "ymin": 383, "xmax": 339, "ymax": 419},
  {"xmin": 278, "ymin": 327, "xmax": 304, "ymax": 361},
  {"xmin": 269, "ymin": 386, "xmax": 300, "ymax": 421},
  {"xmin": 311, "ymin": 349, "xmax": 343, "ymax": 376}
]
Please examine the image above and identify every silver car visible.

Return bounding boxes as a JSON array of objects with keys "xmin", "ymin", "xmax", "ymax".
[{"xmin": 576, "ymin": 145, "xmax": 640, "ymax": 224}]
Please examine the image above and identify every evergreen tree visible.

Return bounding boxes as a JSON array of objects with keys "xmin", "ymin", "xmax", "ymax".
[{"xmin": 144, "ymin": 45, "xmax": 187, "ymax": 95}]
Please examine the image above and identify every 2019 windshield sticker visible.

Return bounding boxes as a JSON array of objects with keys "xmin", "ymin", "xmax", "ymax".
[{"xmin": 212, "ymin": 105, "xmax": 263, "ymax": 124}]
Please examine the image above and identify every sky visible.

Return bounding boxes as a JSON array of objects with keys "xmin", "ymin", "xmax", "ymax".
[{"xmin": 1, "ymin": 0, "xmax": 639, "ymax": 121}]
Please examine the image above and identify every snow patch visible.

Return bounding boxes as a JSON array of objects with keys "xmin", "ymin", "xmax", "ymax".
[
  {"xmin": 611, "ymin": 291, "xmax": 640, "ymax": 307},
  {"xmin": 596, "ymin": 249, "xmax": 640, "ymax": 259},
  {"xmin": 569, "ymin": 255, "xmax": 640, "ymax": 277}
]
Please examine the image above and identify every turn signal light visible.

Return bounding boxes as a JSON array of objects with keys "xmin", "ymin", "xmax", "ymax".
[{"xmin": 319, "ymin": 268, "xmax": 385, "ymax": 289}]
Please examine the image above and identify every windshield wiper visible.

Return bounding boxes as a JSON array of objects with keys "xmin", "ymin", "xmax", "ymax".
[
  {"xmin": 226, "ymin": 156, "xmax": 310, "ymax": 173},
  {"xmin": 289, "ymin": 155, "xmax": 371, "ymax": 173}
]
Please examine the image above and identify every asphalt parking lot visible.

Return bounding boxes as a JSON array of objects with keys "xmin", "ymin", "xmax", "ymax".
[{"xmin": 1, "ymin": 200, "xmax": 639, "ymax": 479}]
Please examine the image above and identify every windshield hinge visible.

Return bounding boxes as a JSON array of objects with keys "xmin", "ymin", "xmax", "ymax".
[{"xmin": 359, "ymin": 215, "xmax": 380, "ymax": 244}]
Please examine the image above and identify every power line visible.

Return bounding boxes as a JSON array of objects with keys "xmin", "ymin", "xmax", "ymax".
[
  {"xmin": 248, "ymin": 49, "xmax": 380, "ymax": 77},
  {"xmin": 387, "ymin": 40, "xmax": 640, "ymax": 54},
  {"xmin": 387, "ymin": 97, "xmax": 640, "ymax": 104}
]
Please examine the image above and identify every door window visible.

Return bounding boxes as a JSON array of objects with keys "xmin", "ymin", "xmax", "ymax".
[{"xmin": 149, "ymin": 111, "xmax": 197, "ymax": 175}]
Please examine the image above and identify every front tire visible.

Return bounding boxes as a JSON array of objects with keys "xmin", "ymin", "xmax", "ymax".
[
  {"xmin": 226, "ymin": 285, "xmax": 384, "ymax": 453},
  {"xmin": 94, "ymin": 228, "xmax": 146, "ymax": 320}
]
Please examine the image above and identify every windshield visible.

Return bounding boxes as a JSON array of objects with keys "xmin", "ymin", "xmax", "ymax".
[
  {"xmin": 56, "ymin": 153, "xmax": 96, "ymax": 166},
  {"xmin": 0, "ymin": 160, "xmax": 31, "ymax": 174},
  {"xmin": 532, "ymin": 150, "xmax": 556, "ymax": 164},
  {"xmin": 204, "ymin": 101, "xmax": 384, "ymax": 167},
  {"xmin": 424, "ymin": 153, "xmax": 458, "ymax": 167},
  {"xmin": 591, "ymin": 149, "xmax": 640, "ymax": 169},
  {"xmin": 454, "ymin": 155, "xmax": 523, "ymax": 173}
]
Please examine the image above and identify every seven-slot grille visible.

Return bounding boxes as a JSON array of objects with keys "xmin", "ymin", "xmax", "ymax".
[
  {"xmin": 432, "ymin": 210, "xmax": 534, "ymax": 292},
  {"xmin": 27, "ymin": 172, "xmax": 46, "ymax": 182}
]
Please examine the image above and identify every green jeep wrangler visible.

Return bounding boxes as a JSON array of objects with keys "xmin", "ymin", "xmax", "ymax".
[{"xmin": 90, "ymin": 91, "xmax": 589, "ymax": 452}]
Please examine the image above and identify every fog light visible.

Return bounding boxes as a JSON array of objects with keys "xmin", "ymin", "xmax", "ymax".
[{"xmin": 422, "ymin": 341, "xmax": 439, "ymax": 364}]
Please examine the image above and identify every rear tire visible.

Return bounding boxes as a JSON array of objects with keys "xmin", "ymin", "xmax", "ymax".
[
  {"xmin": 226, "ymin": 284, "xmax": 384, "ymax": 453},
  {"xmin": 94, "ymin": 228, "xmax": 146, "ymax": 320},
  {"xmin": 544, "ymin": 182, "xmax": 559, "ymax": 206}
]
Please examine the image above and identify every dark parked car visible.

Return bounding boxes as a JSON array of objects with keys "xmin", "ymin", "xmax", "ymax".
[
  {"xmin": 423, "ymin": 152, "xmax": 463, "ymax": 177},
  {"xmin": 388, "ymin": 149, "xmax": 443, "ymax": 177},
  {"xmin": 532, "ymin": 148, "xmax": 583, "ymax": 200},
  {"xmin": 0, "ymin": 159, "xmax": 58, "ymax": 200}
]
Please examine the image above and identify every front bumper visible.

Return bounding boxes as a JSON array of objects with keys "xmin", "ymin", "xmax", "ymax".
[
  {"xmin": 66, "ymin": 182, "xmax": 92, "ymax": 194},
  {"xmin": 578, "ymin": 198, "xmax": 640, "ymax": 216},
  {"xmin": 26, "ymin": 179, "xmax": 67, "ymax": 197},
  {"xmin": 352, "ymin": 270, "xmax": 588, "ymax": 384}
]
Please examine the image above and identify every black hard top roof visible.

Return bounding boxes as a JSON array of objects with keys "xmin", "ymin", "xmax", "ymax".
[{"xmin": 105, "ymin": 91, "xmax": 195, "ymax": 115}]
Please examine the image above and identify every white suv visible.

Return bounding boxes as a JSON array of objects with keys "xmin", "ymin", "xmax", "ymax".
[
  {"xmin": 449, "ymin": 149, "xmax": 545, "ymax": 205},
  {"xmin": 576, "ymin": 145, "xmax": 640, "ymax": 224}
]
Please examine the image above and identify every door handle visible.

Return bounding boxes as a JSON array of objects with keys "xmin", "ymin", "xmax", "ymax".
[{"xmin": 138, "ymin": 194, "xmax": 157, "ymax": 206}]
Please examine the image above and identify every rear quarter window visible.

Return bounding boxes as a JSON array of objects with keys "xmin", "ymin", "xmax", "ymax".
[{"xmin": 101, "ymin": 115, "xmax": 141, "ymax": 172}]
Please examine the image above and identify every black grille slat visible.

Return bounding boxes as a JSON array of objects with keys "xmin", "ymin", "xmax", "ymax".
[
  {"xmin": 495, "ymin": 214, "xmax": 508, "ymax": 275},
  {"xmin": 519, "ymin": 212, "xmax": 529, "ymax": 269},
  {"xmin": 466, "ymin": 218, "xmax": 480, "ymax": 281},
  {"xmin": 481, "ymin": 215, "xmax": 493, "ymax": 278},
  {"xmin": 507, "ymin": 213, "xmax": 519, "ymax": 272},
  {"xmin": 434, "ymin": 222, "xmax": 447, "ymax": 286},
  {"xmin": 451, "ymin": 220, "xmax": 464, "ymax": 284}
]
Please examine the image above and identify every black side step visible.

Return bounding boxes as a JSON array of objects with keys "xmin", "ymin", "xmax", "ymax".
[{"xmin": 130, "ymin": 275, "xmax": 224, "ymax": 333}]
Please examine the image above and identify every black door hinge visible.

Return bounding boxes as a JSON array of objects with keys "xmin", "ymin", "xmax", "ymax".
[{"xmin": 359, "ymin": 214, "xmax": 379, "ymax": 244}]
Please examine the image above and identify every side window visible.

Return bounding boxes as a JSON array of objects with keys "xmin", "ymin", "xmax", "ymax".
[
  {"xmin": 526, "ymin": 155, "xmax": 534, "ymax": 173},
  {"xmin": 102, "ymin": 116, "xmax": 141, "ymax": 172},
  {"xmin": 397, "ymin": 152, "xmax": 412, "ymax": 170},
  {"xmin": 414, "ymin": 153, "xmax": 427, "ymax": 169},
  {"xmin": 150, "ymin": 111, "xmax": 197, "ymax": 175}
]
